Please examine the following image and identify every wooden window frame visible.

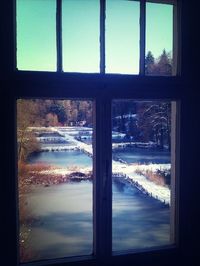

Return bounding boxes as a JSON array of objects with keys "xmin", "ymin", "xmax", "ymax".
[
  {"xmin": 15, "ymin": 0, "xmax": 180, "ymax": 76},
  {"xmin": 1, "ymin": 0, "xmax": 183, "ymax": 266}
]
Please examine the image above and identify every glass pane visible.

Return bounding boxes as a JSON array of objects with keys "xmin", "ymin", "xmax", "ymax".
[
  {"xmin": 106, "ymin": 0, "xmax": 140, "ymax": 74},
  {"xmin": 145, "ymin": 3, "xmax": 173, "ymax": 75},
  {"xmin": 62, "ymin": 0, "xmax": 100, "ymax": 73},
  {"xmin": 17, "ymin": 99, "xmax": 93, "ymax": 262},
  {"xmin": 112, "ymin": 100, "xmax": 174, "ymax": 251},
  {"xmin": 17, "ymin": 0, "xmax": 56, "ymax": 71}
]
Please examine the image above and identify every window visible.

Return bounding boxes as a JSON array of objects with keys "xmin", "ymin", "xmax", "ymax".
[
  {"xmin": 16, "ymin": 0, "xmax": 177, "ymax": 76},
  {"xmin": 17, "ymin": 99, "xmax": 94, "ymax": 262},
  {"xmin": 112, "ymin": 100, "xmax": 176, "ymax": 252},
  {"xmin": 105, "ymin": 0, "xmax": 140, "ymax": 74},
  {"xmin": 146, "ymin": 1, "xmax": 174, "ymax": 75},
  {"xmin": 13, "ymin": 0, "xmax": 180, "ymax": 265},
  {"xmin": 62, "ymin": 0, "xmax": 100, "ymax": 73},
  {"xmin": 17, "ymin": 0, "xmax": 57, "ymax": 71}
]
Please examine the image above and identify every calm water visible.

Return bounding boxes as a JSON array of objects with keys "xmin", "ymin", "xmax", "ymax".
[
  {"xmin": 113, "ymin": 148, "xmax": 170, "ymax": 164},
  {"xmin": 28, "ymin": 148, "xmax": 170, "ymax": 167},
  {"xmin": 113, "ymin": 180, "xmax": 170, "ymax": 251},
  {"xmin": 24, "ymin": 181, "xmax": 93, "ymax": 260},
  {"xmin": 28, "ymin": 150, "xmax": 92, "ymax": 167},
  {"xmin": 23, "ymin": 149, "xmax": 171, "ymax": 261},
  {"xmin": 24, "ymin": 181, "xmax": 170, "ymax": 261}
]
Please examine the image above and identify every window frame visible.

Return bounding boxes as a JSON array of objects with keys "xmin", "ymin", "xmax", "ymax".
[
  {"xmin": 15, "ymin": 0, "xmax": 180, "ymax": 76},
  {"xmin": 2, "ymin": 0, "xmax": 183, "ymax": 265}
]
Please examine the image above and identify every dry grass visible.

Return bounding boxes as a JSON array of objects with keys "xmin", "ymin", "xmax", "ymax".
[
  {"xmin": 18, "ymin": 161, "xmax": 92, "ymax": 261},
  {"xmin": 18, "ymin": 162, "xmax": 60, "ymax": 262},
  {"xmin": 135, "ymin": 168, "xmax": 170, "ymax": 187}
]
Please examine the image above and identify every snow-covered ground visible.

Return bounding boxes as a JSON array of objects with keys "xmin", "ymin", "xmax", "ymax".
[
  {"xmin": 112, "ymin": 161, "xmax": 170, "ymax": 205},
  {"xmin": 30, "ymin": 126, "xmax": 171, "ymax": 205},
  {"xmin": 112, "ymin": 141, "xmax": 158, "ymax": 149}
]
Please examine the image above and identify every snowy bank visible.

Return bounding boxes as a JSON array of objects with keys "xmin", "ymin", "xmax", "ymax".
[{"xmin": 30, "ymin": 126, "xmax": 171, "ymax": 205}]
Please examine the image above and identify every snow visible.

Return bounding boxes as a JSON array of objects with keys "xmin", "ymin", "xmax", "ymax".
[
  {"xmin": 114, "ymin": 114, "xmax": 137, "ymax": 119},
  {"xmin": 56, "ymin": 128, "xmax": 93, "ymax": 155},
  {"xmin": 112, "ymin": 141, "xmax": 158, "ymax": 149},
  {"xmin": 40, "ymin": 145, "xmax": 78, "ymax": 151},
  {"xmin": 30, "ymin": 126, "xmax": 171, "ymax": 205},
  {"xmin": 112, "ymin": 160, "xmax": 170, "ymax": 205},
  {"xmin": 39, "ymin": 166, "xmax": 92, "ymax": 176},
  {"xmin": 112, "ymin": 131, "xmax": 126, "ymax": 139}
]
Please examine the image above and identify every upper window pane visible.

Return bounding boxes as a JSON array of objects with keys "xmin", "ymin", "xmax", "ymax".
[
  {"xmin": 62, "ymin": 0, "xmax": 100, "ymax": 73},
  {"xmin": 106, "ymin": 0, "xmax": 140, "ymax": 74},
  {"xmin": 17, "ymin": 0, "xmax": 56, "ymax": 71},
  {"xmin": 145, "ymin": 2, "xmax": 173, "ymax": 76}
]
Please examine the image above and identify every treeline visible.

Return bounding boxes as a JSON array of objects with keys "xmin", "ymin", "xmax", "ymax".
[
  {"xmin": 17, "ymin": 99, "xmax": 93, "ymax": 127},
  {"xmin": 145, "ymin": 49, "xmax": 172, "ymax": 75}
]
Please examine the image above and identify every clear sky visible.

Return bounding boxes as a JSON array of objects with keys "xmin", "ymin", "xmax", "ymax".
[{"xmin": 17, "ymin": 0, "xmax": 173, "ymax": 74}]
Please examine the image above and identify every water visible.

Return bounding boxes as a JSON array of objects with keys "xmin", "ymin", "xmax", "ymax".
[
  {"xmin": 28, "ymin": 148, "xmax": 170, "ymax": 167},
  {"xmin": 22, "ymin": 149, "xmax": 170, "ymax": 261},
  {"xmin": 24, "ymin": 182, "xmax": 93, "ymax": 261},
  {"xmin": 28, "ymin": 150, "xmax": 92, "ymax": 168},
  {"xmin": 113, "ymin": 148, "xmax": 170, "ymax": 164},
  {"xmin": 23, "ymin": 181, "xmax": 170, "ymax": 261},
  {"xmin": 113, "ymin": 180, "xmax": 170, "ymax": 251}
]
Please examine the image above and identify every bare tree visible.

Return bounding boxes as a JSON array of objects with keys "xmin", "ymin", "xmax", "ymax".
[{"xmin": 17, "ymin": 99, "xmax": 40, "ymax": 162}]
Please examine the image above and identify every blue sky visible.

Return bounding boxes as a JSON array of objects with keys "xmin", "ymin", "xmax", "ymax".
[{"xmin": 17, "ymin": 0, "xmax": 173, "ymax": 73}]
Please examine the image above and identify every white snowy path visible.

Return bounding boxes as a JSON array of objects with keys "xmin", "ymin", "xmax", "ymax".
[
  {"xmin": 113, "ymin": 161, "xmax": 170, "ymax": 205},
  {"xmin": 39, "ymin": 127, "xmax": 93, "ymax": 155},
  {"xmin": 57, "ymin": 128, "xmax": 93, "ymax": 155},
  {"xmin": 34, "ymin": 127, "xmax": 171, "ymax": 205}
]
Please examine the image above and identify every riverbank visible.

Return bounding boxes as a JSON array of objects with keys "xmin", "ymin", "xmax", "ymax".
[
  {"xmin": 19, "ymin": 163, "xmax": 93, "ymax": 187},
  {"xmin": 26, "ymin": 126, "xmax": 171, "ymax": 204}
]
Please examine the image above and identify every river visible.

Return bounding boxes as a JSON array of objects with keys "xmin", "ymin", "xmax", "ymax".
[
  {"xmin": 113, "ymin": 148, "xmax": 170, "ymax": 164},
  {"xmin": 28, "ymin": 150, "xmax": 92, "ymax": 167},
  {"xmin": 22, "ymin": 149, "xmax": 171, "ymax": 261}
]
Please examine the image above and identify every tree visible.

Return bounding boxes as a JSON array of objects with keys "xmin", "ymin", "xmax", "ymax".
[
  {"xmin": 47, "ymin": 103, "xmax": 67, "ymax": 125},
  {"xmin": 145, "ymin": 49, "xmax": 172, "ymax": 76},
  {"xmin": 145, "ymin": 51, "xmax": 155, "ymax": 75},
  {"xmin": 156, "ymin": 49, "xmax": 172, "ymax": 75},
  {"xmin": 112, "ymin": 101, "xmax": 137, "ymax": 133},
  {"xmin": 17, "ymin": 99, "xmax": 40, "ymax": 162},
  {"xmin": 45, "ymin": 113, "xmax": 59, "ymax": 127},
  {"xmin": 138, "ymin": 102, "xmax": 171, "ymax": 150}
]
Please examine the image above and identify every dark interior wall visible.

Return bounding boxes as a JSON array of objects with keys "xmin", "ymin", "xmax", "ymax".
[{"xmin": 1, "ymin": 0, "xmax": 199, "ymax": 265}]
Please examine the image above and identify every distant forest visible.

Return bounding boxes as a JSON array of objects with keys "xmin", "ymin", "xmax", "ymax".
[
  {"xmin": 17, "ymin": 99, "xmax": 93, "ymax": 127},
  {"xmin": 17, "ymin": 98, "xmax": 171, "ymax": 152}
]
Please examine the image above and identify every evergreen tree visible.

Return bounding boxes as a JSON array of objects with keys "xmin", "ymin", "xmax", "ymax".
[
  {"xmin": 47, "ymin": 103, "xmax": 67, "ymax": 125},
  {"xmin": 145, "ymin": 51, "xmax": 155, "ymax": 75},
  {"xmin": 156, "ymin": 49, "xmax": 172, "ymax": 75}
]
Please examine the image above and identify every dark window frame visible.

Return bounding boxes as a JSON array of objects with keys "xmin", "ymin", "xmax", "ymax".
[
  {"xmin": 15, "ymin": 0, "xmax": 180, "ymax": 76},
  {"xmin": 1, "ymin": 0, "xmax": 184, "ymax": 266}
]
